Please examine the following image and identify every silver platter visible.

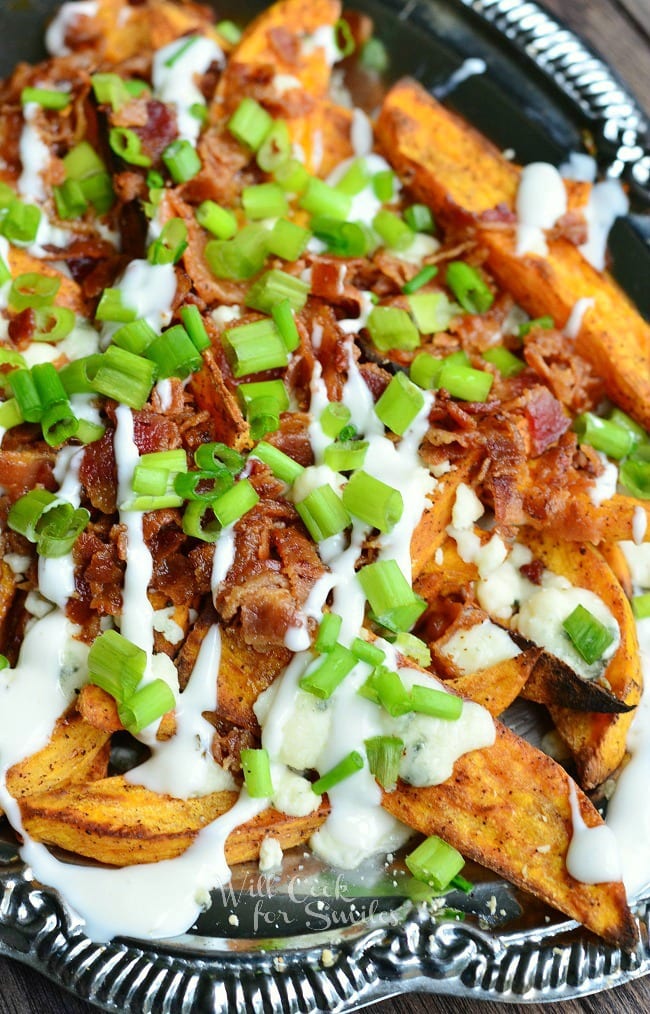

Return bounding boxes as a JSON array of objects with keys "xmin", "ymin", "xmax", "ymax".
[{"xmin": 1, "ymin": 0, "xmax": 650, "ymax": 1009}]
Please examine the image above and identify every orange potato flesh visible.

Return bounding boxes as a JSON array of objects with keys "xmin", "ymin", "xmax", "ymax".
[{"xmin": 376, "ymin": 80, "xmax": 650, "ymax": 430}]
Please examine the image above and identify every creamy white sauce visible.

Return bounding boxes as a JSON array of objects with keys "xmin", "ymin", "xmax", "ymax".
[
  {"xmin": 589, "ymin": 452, "xmax": 618, "ymax": 506},
  {"xmin": 210, "ymin": 522, "xmax": 237, "ymax": 598},
  {"xmin": 515, "ymin": 163, "xmax": 567, "ymax": 257},
  {"xmin": 37, "ymin": 446, "xmax": 84, "ymax": 609},
  {"xmin": 101, "ymin": 260, "xmax": 176, "ymax": 346},
  {"xmin": 301, "ymin": 26, "xmax": 341, "ymax": 66},
  {"xmin": 580, "ymin": 180, "xmax": 628, "ymax": 271},
  {"xmin": 633, "ymin": 506, "xmax": 648, "ymax": 546},
  {"xmin": 434, "ymin": 58, "xmax": 486, "ymax": 98},
  {"xmin": 259, "ymin": 835, "xmax": 283, "ymax": 873},
  {"xmin": 439, "ymin": 618, "xmax": 521, "ymax": 675},
  {"xmin": 620, "ymin": 542, "xmax": 650, "ymax": 595},
  {"xmin": 564, "ymin": 297, "xmax": 594, "ymax": 339},
  {"xmin": 45, "ymin": 1, "xmax": 98, "ymax": 56},
  {"xmin": 152, "ymin": 35, "xmax": 224, "ymax": 146},
  {"xmin": 18, "ymin": 104, "xmax": 49, "ymax": 202},
  {"xmin": 566, "ymin": 781, "xmax": 622, "ymax": 884},
  {"xmin": 350, "ymin": 108, "xmax": 374, "ymax": 157}
]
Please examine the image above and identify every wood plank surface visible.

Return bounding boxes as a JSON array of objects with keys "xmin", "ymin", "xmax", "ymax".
[{"xmin": 0, "ymin": 0, "xmax": 648, "ymax": 1012}]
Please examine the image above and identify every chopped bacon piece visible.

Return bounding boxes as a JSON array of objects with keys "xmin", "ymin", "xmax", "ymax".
[{"xmin": 524, "ymin": 385, "xmax": 570, "ymax": 456}]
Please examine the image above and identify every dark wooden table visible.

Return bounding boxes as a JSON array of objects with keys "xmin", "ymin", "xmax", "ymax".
[{"xmin": 1, "ymin": 0, "xmax": 649, "ymax": 1011}]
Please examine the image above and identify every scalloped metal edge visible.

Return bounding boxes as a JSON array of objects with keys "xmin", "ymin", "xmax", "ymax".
[
  {"xmin": 0, "ymin": 871, "xmax": 649, "ymax": 1010},
  {"xmin": 2, "ymin": 0, "xmax": 650, "ymax": 1010},
  {"xmin": 457, "ymin": 0, "xmax": 650, "ymax": 194}
]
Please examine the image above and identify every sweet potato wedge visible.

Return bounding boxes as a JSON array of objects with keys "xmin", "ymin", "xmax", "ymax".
[
  {"xmin": 381, "ymin": 724, "xmax": 637, "ymax": 950},
  {"xmin": 443, "ymin": 649, "xmax": 540, "ymax": 717},
  {"xmin": 376, "ymin": 80, "xmax": 650, "ymax": 430},
  {"xmin": 519, "ymin": 644, "xmax": 636, "ymax": 715},
  {"xmin": 19, "ymin": 777, "xmax": 328, "ymax": 866},
  {"xmin": 519, "ymin": 531, "xmax": 642, "ymax": 788},
  {"xmin": 5, "ymin": 711, "xmax": 111, "ymax": 801},
  {"xmin": 410, "ymin": 450, "xmax": 483, "ymax": 579}
]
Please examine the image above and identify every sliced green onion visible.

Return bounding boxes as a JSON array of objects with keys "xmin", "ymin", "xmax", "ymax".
[
  {"xmin": 179, "ymin": 304, "xmax": 210, "ymax": 352},
  {"xmin": 33, "ymin": 360, "xmax": 71, "ymax": 408},
  {"xmin": 619, "ymin": 457, "xmax": 650, "ymax": 500},
  {"xmin": 240, "ymin": 748, "xmax": 274, "ymax": 798},
  {"xmin": 41, "ymin": 400, "xmax": 79, "ymax": 447},
  {"xmin": 196, "ymin": 200, "xmax": 238, "ymax": 240},
  {"xmin": 228, "ymin": 98, "xmax": 273, "ymax": 151},
  {"xmin": 9, "ymin": 369, "xmax": 42, "ymax": 421},
  {"xmin": 145, "ymin": 324, "xmax": 202, "ymax": 379},
  {"xmin": 30, "ymin": 306, "xmax": 75, "ymax": 343},
  {"xmin": 88, "ymin": 629, "xmax": 146, "ymax": 701},
  {"xmin": 182, "ymin": 501, "xmax": 221, "ymax": 542},
  {"xmin": 409, "ymin": 684, "xmax": 462, "ymax": 720},
  {"xmin": 404, "ymin": 204, "xmax": 434, "ymax": 233},
  {"xmin": 63, "ymin": 142, "xmax": 106, "ymax": 181},
  {"xmin": 320, "ymin": 402, "xmax": 351, "ymax": 438},
  {"xmin": 96, "ymin": 287, "xmax": 137, "ymax": 324},
  {"xmin": 271, "ymin": 298, "xmax": 301, "ymax": 352},
  {"xmin": 338, "ymin": 423, "xmax": 358, "ymax": 442},
  {"xmin": 372, "ymin": 209, "xmax": 414, "ymax": 251},
  {"xmin": 310, "ymin": 217, "xmax": 375, "ymax": 257},
  {"xmin": 0, "ymin": 655, "xmax": 8, "ymax": 671},
  {"xmin": 75, "ymin": 419, "xmax": 105, "ymax": 445},
  {"xmin": 21, "ymin": 86, "xmax": 70, "ymax": 109},
  {"xmin": 410, "ymin": 352, "xmax": 443, "ymax": 390},
  {"xmin": 267, "ymin": 218, "xmax": 311, "ymax": 262},
  {"xmin": 256, "ymin": 119, "xmax": 291, "ymax": 173},
  {"xmin": 315, "ymin": 613, "xmax": 343, "ymax": 653},
  {"xmin": 58, "ymin": 354, "xmax": 103, "ymax": 395},
  {"xmin": 147, "ymin": 218, "xmax": 188, "ymax": 265},
  {"xmin": 365, "ymin": 735, "xmax": 403, "ymax": 791},
  {"xmin": 300, "ymin": 642, "xmax": 357, "ymax": 699},
  {"xmin": 562, "ymin": 604, "xmax": 615, "ymax": 665},
  {"xmin": 252, "ymin": 440, "xmax": 304, "ymax": 483},
  {"xmin": 91, "ymin": 73, "xmax": 131, "ymax": 110},
  {"xmin": 366, "ymin": 305, "xmax": 420, "ymax": 352},
  {"xmin": 607, "ymin": 408, "xmax": 649, "ymax": 447},
  {"xmin": 162, "ymin": 139, "xmax": 202, "ymax": 183},
  {"xmin": 205, "ymin": 223, "xmax": 268, "ymax": 280},
  {"xmin": 312, "ymin": 750, "xmax": 364, "ymax": 795},
  {"xmin": 342, "ymin": 470, "xmax": 403, "ymax": 532},
  {"xmin": 109, "ymin": 127, "xmax": 151, "ymax": 167},
  {"xmin": 118, "ymin": 679, "xmax": 176, "ymax": 734},
  {"xmin": 394, "ymin": 632, "xmax": 431, "ymax": 668},
  {"xmin": 296, "ymin": 484, "xmax": 350, "ymax": 542},
  {"xmin": 112, "ymin": 318, "xmax": 157, "ymax": 355},
  {"xmin": 518, "ymin": 314, "xmax": 554, "ymax": 338},
  {"xmin": 9, "ymin": 273, "xmax": 60, "ymax": 311},
  {"xmin": 358, "ymin": 559, "xmax": 426, "ymax": 633},
  {"xmin": 360, "ymin": 37, "xmax": 389, "ymax": 73},
  {"xmin": 402, "ymin": 265, "xmax": 438, "ymax": 295},
  {"xmin": 53, "ymin": 179, "xmax": 88, "ymax": 220},
  {"xmin": 370, "ymin": 666, "xmax": 412, "ymax": 716},
  {"xmin": 2, "ymin": 200, "xmax": 41, "ymax": 243},
  {"xmin": 446, "ymin": 261, "xmax": 494, "ymax": 314},
  {"xmin": 137, "ymin": 448, "xmax": 187, "ymax": 474},
  {"xmin": 335, "ymin": 159, "xmax": 371, "ymax": 196},
  {"xmin": 79, "ymin": 170, "xmax": 114, "ymax": 214},
  {"xmin": 92, "ymin": 346, "xmax": 156, "ymax": 409},
  {"xmin": 351, "ymin": 637, "xmax": 386, "ymax": 666},
  {"xmin": 0, "ymin": 183, "xmax": 15, "ymax": 210},
  {"xmin": 406, "ymin": 835, "xmax": 465, "ymax": 891},
  {"xmin": 323, "ymin": 439, "xmax": 368, "ymax": 473},
  {"xmin": 246, "ymin": 269, "xmax": 309, "ymax": 314},
  {"xmin": 0, "ymin": 398, "xmax": 23, "ymax": 430},
  {"xmin": 216, "ymin": 19, "xmax": 242, "ymax": 44},
  {"xmin": 242, "ymin": 181, "xmax": 288, "ymax": 220},
  {"xmin": 212, "ymin": 478, "xmax": 259, "ymax": 526},
  {"xmin": 574, "ymin": 412, "xmax": 634, "ymax": 460},
  {"xmin": 35, "ymin": 501, "xmax": 88, "ymax": 553},
  {"xmin": 372, "ymin": 169, "xmax": 394, "ymax": 202},
  {"xmin": 408, "ymin": 291, "xmax": 456, "ymax": 334},
  {"xmin": 8, "ymin": 489, "xmax": 58, "ymax": 541},
  {"xmin": 237, "ymin": 378, "xmax": 289, "ymax": 439},
  {"xmin": 237, "ymin": 378, "xmax": 289, "ymax": 413},
  {"xmin": 222, "ymin": 318, "xmax": 288, "ymax": 378},
  {"xmin": 0, "ymin": 255, "xmax": 10, "ymax": 287},
  {"xmin": 174, "ymin": 469, "xmax": 233, "ymax": 502},
  {"xmin": 438, "ymin": 362, "xmax": 494, "ymax": 402},
  {"xmin": 334, "ymin": 17, "xmax": 355, "ymax": 57},
  {"xmin": 274, "ymin": 157, "xmax": 310, "ymax": 194},
  {"xmin": 375, "ymin": 372, "xmax": 425, "ymax": 436},
  {"xmin": 194, "ymin": 442, "xmax": 245, "ymax": 475},
  {"xmin": 632, "ymin": 594, "xmax": 650, "ymax": 620},
  {"xmin": 482, "ymin": 346, "xmax": 525, "ymax": 377},
  {"xmin": 299, "ymin": 178, "xmax": 351, "ymax": 220}
]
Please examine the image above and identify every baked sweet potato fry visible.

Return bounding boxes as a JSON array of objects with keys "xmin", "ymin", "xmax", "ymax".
[
  {"xmin": 381, "ymin": 724, "xmax": 637, "ymax": 950},
  {"xmin": 20, "ymin": 777, "xmax": 329, "ymax": 865},
  {"xmin": 443, "ymin": 650, "xmax": 540, "ymax": 717},
  {"xmin": 376, "ymin": 79, "xmax": 650, "ymax": 430}
]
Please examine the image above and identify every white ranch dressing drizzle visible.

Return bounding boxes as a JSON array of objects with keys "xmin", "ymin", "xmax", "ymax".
[
  {"xmin": 588, "ymin": 452, "xmax": 618, "ymax": 507},
  {"xmin": 100, "ymin": 260, "xmax": 176, "ymax": 347},
  {"xmin": 515, "ymin": 163, "xmax": 567, "ymax": 258},
  {"xmin": 564, "ymin": 297, "xmax": 594, "ymax": 339},
  {"xmin": 45, "ymin": 1, "xmax": 98, "ymax": 56},
  {"xmin": 434, "ymin": 58, "xmax": 486, "ymax": 99},
  {"xmin": 558, "ymin": 152, "xmax": 629, "ymax": 270},
  {"xmin": 633, "ymin": 506, "xmax": 648, "ymax": 545},
  {"xmin": 152, "ymin": 35, "xmax": 224, "ymax": 146},
  {"xmin": 17, "ymin": 102, "xmax": 74, "ymax": 254},
  {"xmin": 37, "ymin": 446, "xmax": 84, "ymax": 608},
  {"xmin": 301, "ymin": 26, "xmax": 341, "ymax": 66},
  {"xmin": 210, "ymin": 522, "xmax": 237, "ymax": 599},
  {"xmin": 566, "ymin": 780, "xmax": 622, "ymax": 884},
  {"xmin": 126, "ymin": 624, "xmax": 235, "ymax": 797}
]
